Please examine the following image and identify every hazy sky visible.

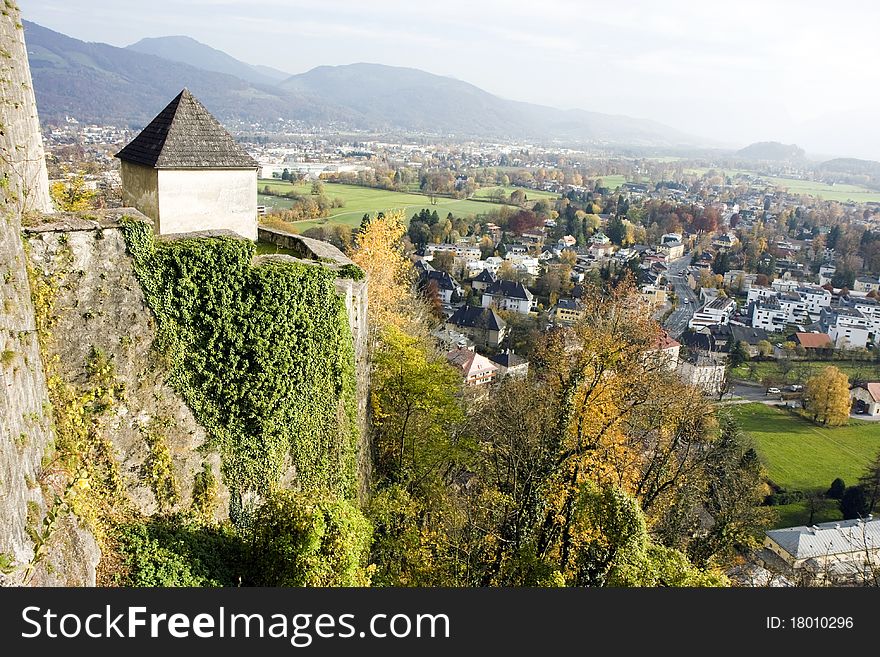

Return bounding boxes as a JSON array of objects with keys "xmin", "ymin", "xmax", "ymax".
[{"xmin": 22, "ymin": 0, "xmax": 880, "ymax": 158}]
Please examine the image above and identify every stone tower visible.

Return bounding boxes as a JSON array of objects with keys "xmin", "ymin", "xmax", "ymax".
[{"xmin": 116, "ymin": 89, "xmax": 259, "ymax": 240}]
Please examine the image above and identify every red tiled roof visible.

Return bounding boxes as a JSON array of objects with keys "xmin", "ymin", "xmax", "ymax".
[
  {"xmin": 857, "ymin": 382, "xmax": 880, "ymax": 403},
  {"xmin": 794, "ymin": 332, "xmax": 832, "ymax": 349}
]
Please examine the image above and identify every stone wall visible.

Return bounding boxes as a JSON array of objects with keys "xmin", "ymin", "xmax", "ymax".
[
  {"xmin": 22, "ymin": 211, "xmax": 229, "ymax": 520},
  {"xmin": 257, "ymin": 225, "xmax": 371, "ymax": 497}
]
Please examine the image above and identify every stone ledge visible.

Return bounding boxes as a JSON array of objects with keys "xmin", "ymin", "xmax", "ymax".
[
  {"xmin": 21, "ymin": 207, "xmax": 152, "ymax": 233},
  {"xmin": 258, "ymin": 225, "xmax": 354, "ymax": 267}
]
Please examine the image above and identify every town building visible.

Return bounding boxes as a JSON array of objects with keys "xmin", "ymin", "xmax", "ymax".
[
  {"xmin": 445, "ymin": 305, "xmax": 508, "ymax": 349},
  {"xmin": 489, "ymin": 351, "xmax": 529, "ymax": 379},
  {"xmin": 819, "ymin": 307, "xmax": 871, "ymax": 349},
  {"xmin": 763, "ymin": 517, "xmax": 880, "ymax": 585},
  {"xmin": 851, "ymin": 382, "xmax": 880, "ymax": 416},
  {"xmin": 553, "ymin": 298, "xmax": 585, "ymax": 326},
  {"xmin": 481, "ymin": 279, "xmax": 534, "ymax": 314},
  {"xmin": 446, "ymin": 348, "xmax": 498, "ymax": 386},
  {"xmin": 688, "ymin": 297, "xmax": 736, "ymax": 330}
]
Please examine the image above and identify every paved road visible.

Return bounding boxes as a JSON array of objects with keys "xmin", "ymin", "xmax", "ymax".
[{"xmin": 663, "ymin": 255, "xmax": 698, "ymax": 339}]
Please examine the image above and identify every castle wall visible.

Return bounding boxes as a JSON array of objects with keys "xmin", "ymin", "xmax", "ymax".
[
  {"xmin": 158, "ymin": 168, "xmax": 257, "ymax": 240},
  {"xmin": 119, "ymin": 161, "xmax": 159, "ymax": 225}
]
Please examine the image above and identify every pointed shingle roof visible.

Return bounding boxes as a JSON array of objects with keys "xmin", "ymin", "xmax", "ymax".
[
  {"xmin": 447, "ymin": 305, "xmax": 506, "ymax": 331},
  {"xmin": 116, "ymin": 89, "xmax": 258, "ymax": 169}
]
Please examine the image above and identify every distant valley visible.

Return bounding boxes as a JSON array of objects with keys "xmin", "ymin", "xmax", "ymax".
[{"xmin": 24, "ymin": 21, "xmax": 702, "ymax": 148}]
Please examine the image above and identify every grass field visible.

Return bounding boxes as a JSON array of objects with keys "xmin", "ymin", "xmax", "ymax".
[
  {"xmin": 471, "ymin": 185, "xmax": 559, "ymax": 201},
  {"xmin": 762, "ymin": 176, "xmax": 880, "ymax": 204},
  {"xmin": 596, "ymin": 174, "xmax": 626, "ymax": 189},
  {"xmin": 727, "ymin": 403, "xmax": 880, "ymax": 492},
  {"xmin": 731, "ymin": 359, "xmax": 880, "ymax": 385},
  {"xmin": 682, "ymin": 168, "xmax": 880, "ymax": 203},
  {"xmin": 726, "ymin": 403, "xmax": 880, "ymax": 528},
  {"xmin": 258, "ymin": 180, "xmax": 513, "ymax": 232}
]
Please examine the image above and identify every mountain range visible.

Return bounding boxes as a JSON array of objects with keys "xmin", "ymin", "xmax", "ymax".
[{"xmin": 24, "ymin": 21, "xmax": 701, "ymax": 148}]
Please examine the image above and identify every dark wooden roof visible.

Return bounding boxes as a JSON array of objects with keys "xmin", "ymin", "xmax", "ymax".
[{"xmin": 115, "ymin": 89, "xmax": 258, "ymax": 169}]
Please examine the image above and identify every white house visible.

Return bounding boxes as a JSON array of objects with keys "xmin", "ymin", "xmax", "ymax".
[
  {"xmin": 677, "ymin": 354, "xmax": 726, "ymax": 395},
  {"xmin": 818, "ymin": 264, "xmax": 836, "ymax": 286},
  {"xmin": 820, "ymin": 307, "xmax": 871, "ymax": 349},
  {"xmin": 688, "ymin": 297, "xmax": 736, "ymax": 330},
  {"xmin": 116, "ymin": 89, "xmax": 259, "ymax": 240},
  {"xmin": 481, "ymin": 279, "xmax": 534, "ymax": 314},
  {"xmin": 854, "ymin": 276, "xmax": 880, "ymax": 293},
  {"xmin": 851, "ymin": 382, "xmax": 880, "ymax": 416},
  {"xmin": 764, "ymin": 518, "xmax": 880, "ymax": 584}
]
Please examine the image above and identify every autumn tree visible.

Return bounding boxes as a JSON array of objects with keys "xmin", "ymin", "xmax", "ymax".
[
  {"xmin": 349, "ymin": 210, "xmax": 427, "ymax": 338},
  {"xmin": 50, "ymin": 173, "xmax": 94, "ymax": 211},
  {"xmin": 804, "ymin": 366, "xmax": 851, "ymax": 426}
]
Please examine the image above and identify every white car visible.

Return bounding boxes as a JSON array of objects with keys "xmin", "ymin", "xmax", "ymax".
[
  {"xmin": 767, "ymin": 387, "xmax": 781, "ymax": 394},
  {"xmin": 683, "ymin": 298, "xmax": 689, "ymax": 304}
]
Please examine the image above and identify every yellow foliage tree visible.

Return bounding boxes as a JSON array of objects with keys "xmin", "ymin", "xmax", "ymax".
[
  {"xmin": 50, "ymin": 174, "xmax": 94, "ymax": 212},
  {"xmin": 804, "ymin": 366, "xmax": 851, "ymax": 426},
  {"xmin": 348, "ymin": 210, "xmax": 426, "ymax": 338}
]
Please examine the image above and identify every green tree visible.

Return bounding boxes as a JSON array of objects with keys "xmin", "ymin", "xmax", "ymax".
[
  {"xmin": 827, "ymin": 477, "xmax": 846, "ymax": 500},
  {"xmin": 248, "ymin": 491, "xmax": 372, "ymax": 586},
  {"xmin": 840, "ymin": 486, "xmax": 869, "ymax": 520},
  {"xmin": 371, "ymin": 326, "xmax": 466, "ymax": 484},
  {"xmin": 728, "ymin": 340, "xmax": 749, "ymax": 368}
]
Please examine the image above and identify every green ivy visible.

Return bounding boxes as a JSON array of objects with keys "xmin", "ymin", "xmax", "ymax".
[{"xmin": 120, "ymin": 219, "xmax": 359, "ymax": 505}]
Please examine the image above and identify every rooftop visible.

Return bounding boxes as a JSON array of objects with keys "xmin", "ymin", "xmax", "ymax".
[
  {"xmin": 766, "ymin": 517, "xmax": 880, "ymax": 560},
  {"xmin": 116, "ymin": 89, "xmax": 259, "ymax": 169}
]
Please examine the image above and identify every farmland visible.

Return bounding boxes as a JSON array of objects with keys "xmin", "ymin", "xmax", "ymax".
[
  {"xmin": 725, "ymin": 403, "xmax": 880, "ymax": 528},
  {"xmin": 258, "ymin": 180, "xmax": 515, "ymax": 232}
]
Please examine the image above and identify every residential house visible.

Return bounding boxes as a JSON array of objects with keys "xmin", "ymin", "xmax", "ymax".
[
  {"xmin": 446, "ymin": 348, "xmax": 498, "ymax": 386},
  {"xmin": 445, "ymin": 305, "xmax": 508, "ymax": 349},
  {"xmin": 819, "ymin": 307, "xmax": 871, "ymax": 349},
  {"xmin": 558, "ymin": 235, "xmax": 577, "ymax": 249},
  {"xmin": 651, "ymin": 331, "xmax": 681, "ymax": 372},
  {"xmin": 793, "ymin": 332, "xmax": 832, "ymax": 352},
  {"xmin": 553, "ymin": 298, "xmax": 585, "ymax": 325},
  {"xmin": 712, "ymin": 232, "xmax": 738, "ymax": 250},
  {"xmin": 854, "ymin": 276, "xmax": 880, "ymax": 293},
  {"xmin": 588, "ymin": 242, "xmax": 615, "ymax": 259},
  {"xmin": 688, "ymin": 297, "xmax": 736, "ymax": 330},
  {"xmin": 711, "ymin": 324, "xmax": 769, "ymax": 357},
  {"xmin": 419, "ymin": 268, "xmax": 463, "ymax": 305},
  {"xmin": 818, "ymin": 264, "xmax": 836, "ymax": 286},
  {"xmin": 677, "ymin": 353, "xmax": 726, "ymax": 395},
  {"xmin": 489, "ymin": 351, "xmax": 529, "ymax": 379},
  {"xmin": 482, "ymin": 279, "xmax": 534, "ymax": 314},
  {"xmin": 658, "ymin": 240, "xmax": 684, "ymax": 261},
  {"xmin": 851, "ymin": 382, "xmax": 880, "ymax": 416},
  {"xmin": 471, "ymin": 269, "xmax": 497, "ymax": 293},
  {"xmin": 431, "ymin": 327, "xmax": 475, "ymax": 351}
]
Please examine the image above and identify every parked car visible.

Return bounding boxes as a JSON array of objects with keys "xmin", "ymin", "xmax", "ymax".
[
  {"xmin": 767, "ymin": 387, "xmax": 782, "ymax": 394},
  {"xmin": 788, "ymin": 384, "xmax": 803, "ymax": 392}
]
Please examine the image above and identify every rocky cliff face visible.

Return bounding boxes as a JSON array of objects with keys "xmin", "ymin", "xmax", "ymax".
[{"xmin": 23, "ymin": 213, "xmax": 228, "ymax": 520}]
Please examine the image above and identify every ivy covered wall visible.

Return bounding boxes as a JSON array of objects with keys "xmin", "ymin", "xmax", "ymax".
[{"xmin": 121, "ymin": 219, "xmax": 360, "ymax": 506}]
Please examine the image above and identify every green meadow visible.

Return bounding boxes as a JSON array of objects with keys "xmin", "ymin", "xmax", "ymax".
[{"xmin": 258, "ymin": 180, "xmax": 513, "ymax": 231}]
